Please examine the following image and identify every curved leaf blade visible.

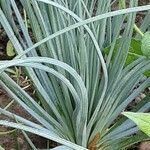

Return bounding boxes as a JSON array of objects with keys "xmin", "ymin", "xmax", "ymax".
[{"xmin": 141, "ymin": 31, "xmax": 150, "ymax": 58}]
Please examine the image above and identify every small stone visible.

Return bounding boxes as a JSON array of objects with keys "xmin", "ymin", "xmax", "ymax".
[
  {"xmin": 139, "ymin": 141, "xmax": 150, "ymax": 150},
  {"xmin": 17, "ymin": 137, "xmax": 24, "ymax": 145}
]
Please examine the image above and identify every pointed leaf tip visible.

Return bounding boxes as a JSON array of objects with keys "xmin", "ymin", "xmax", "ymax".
[{"xmin": 122, "ymin": 112, "xmax": 150, "ymax": 137}]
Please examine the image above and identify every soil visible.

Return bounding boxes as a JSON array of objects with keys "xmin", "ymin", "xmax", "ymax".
[
  {"xmin": 0, "ymin": 90, "xmax": 29, "ymax": 150},
  {"xmin": 0, "ymin": 29, "xmax": 9, "ymax": 60},
  {"xmin": 0, "ymin": 90, "xmax": 48, "ymax": 150}
]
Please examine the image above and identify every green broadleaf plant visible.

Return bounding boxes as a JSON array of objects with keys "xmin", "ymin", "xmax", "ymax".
[
  {"xmin": 6, "ymin": 40, "xmax": 15, "ymax": 57},
  {"xmin": 104, "ymin": 38, "xmax": 143, "ymax": 65},
  {"xmin": 122, "ymin": 112, "xmax": 150, "ymax": 137},
  {"xmin": 0, "ymin": 0, "xmax": 150, "ymax": 149}
]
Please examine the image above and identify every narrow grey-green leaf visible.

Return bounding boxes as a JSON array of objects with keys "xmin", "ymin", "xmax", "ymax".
[
  {"xmin": 51, "ymin": 146, "xmax": 73, "ymax": 150},
  {"xmin": 141, "ymin": 31, "xmax": 150, "ymax": 58}
]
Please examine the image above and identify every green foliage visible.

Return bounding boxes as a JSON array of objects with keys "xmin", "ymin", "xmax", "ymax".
[
  {"xmin": 126, "ymin": 39, "xmax": 142, "ymax": 65},
  {"xmin": 123, "ymin": 112, "xmax": 150, "ymax": 137},
  {"xmin": 6, "ymin": 40, "xmax": 15, "ymax": 57},
  {"xmin": 119, "ymin": 0, "xmax": 126, "ymax": 9},
  {"xmin": 104, "ymin": 39, "xmax": 143, "ymax": 65},
  {"xmin": 0, "ymin": 0, "xmax": 150, "ymax": 150},
  {"xmin": 104, "ymin": 38, "xmax": 150, "ymax": 76}
]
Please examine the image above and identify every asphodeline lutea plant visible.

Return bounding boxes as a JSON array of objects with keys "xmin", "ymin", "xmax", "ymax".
[{"xmin": 0, "ymin": 0, "xmax": 150, "ymax": 149}]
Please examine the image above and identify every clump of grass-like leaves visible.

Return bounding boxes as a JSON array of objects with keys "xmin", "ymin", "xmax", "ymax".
[{"xmin": 0, "ymin": 0, "xmax": 150, "ymax": 149}]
